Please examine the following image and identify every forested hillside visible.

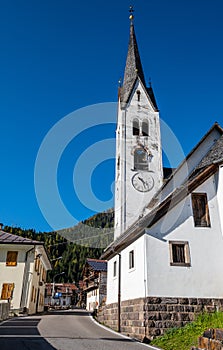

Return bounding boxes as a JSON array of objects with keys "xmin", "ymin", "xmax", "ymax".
[
  {"xmin": 58, "ymin": 209, "xmax": 114, "ymax": 248},
  {"xmin": 3, "ymin": 209, "xmax": 114, "ymax": 284}
]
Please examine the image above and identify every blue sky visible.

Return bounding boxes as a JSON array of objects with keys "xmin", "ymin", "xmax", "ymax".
[{"xmin": 1, "ymin": 0, "xmax": 223, "ymax": 232}]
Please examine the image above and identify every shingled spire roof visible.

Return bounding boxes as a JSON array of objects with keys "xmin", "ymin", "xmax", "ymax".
[{"xmin": 120, "ymin": 21, "xmax": 158, "ymax": 110}]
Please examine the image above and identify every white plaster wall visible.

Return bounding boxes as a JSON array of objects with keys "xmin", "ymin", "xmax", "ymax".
[
  {"xmin": 146, "ymin": 174, "xmax": 223, "ymax": 298},
  {"xmin": 86, "ymin": 290, "xmax": 99, "ymax": 311},
  {"xmin": 120, "ymin": 235, "xmax": 146, "ymax": 301},
  {"xmin": 107, "ymin": 236, "xmax": 146, "ymax": 304},
  {"xmin": 106, "ymin": 255, "xmax": 119, "ymax": 304},
  {"xmin": 216, "ymin": 166, "xmax": 223, "ymax": 236},
  {"xmin": 114, "ymin": 79, "xmax": 163, "ymax": 239}
]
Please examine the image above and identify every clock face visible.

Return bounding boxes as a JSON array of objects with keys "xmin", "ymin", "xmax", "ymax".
[{"xmin": 132, "ymin": 172, "xmax": 154, "ymax": 192}]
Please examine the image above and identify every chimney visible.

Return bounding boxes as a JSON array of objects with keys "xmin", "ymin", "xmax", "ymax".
[{"xmin": 0, "ymin": 223, "xmax": 3, "ymax": 230}]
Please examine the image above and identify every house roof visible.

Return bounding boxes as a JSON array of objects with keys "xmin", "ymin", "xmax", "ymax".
[
  {"xmin": 102, "ymin": 123, "xmax": 223, "ymax": 260},
  {"xmin": 0, "ymin": 230, "xmax": 43, "ymax": 245},
  {"xmin": 86, "ymin": 258, "xmax": 107, "ymax": 272}
]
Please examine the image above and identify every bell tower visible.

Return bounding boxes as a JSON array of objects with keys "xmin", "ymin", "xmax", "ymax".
[{"xmin": 114, "ymin": 10, "xmax": 163, "ymax": 239}]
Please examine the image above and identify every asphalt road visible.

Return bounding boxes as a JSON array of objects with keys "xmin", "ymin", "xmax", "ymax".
[{"xmin": 0, "ymin": 309, "xmax": 159, "ymax": 350}]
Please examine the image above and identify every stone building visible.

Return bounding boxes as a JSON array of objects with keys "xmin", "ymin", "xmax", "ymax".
[{"xmin": 97, "ymin": 12, "xmax": 223, "ymax": 341}]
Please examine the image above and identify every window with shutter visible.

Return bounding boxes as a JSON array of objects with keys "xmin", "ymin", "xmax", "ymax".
[
  {"xmin": 192, "ymin": 193, "xmax": 210, "ymax": 227},
  {"xmin": 6, "ymin": 251, "xmax": 18, "ymax": 266},
  {"xmin": 1, "ymin": 283, "xmax": 14, "ymax": 300},
  {"xmin": 169, "ymin": 241, "xmax": 191, "ymax": 267}
]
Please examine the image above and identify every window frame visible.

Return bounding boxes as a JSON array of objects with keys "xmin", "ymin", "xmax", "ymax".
[
  {"xmin": 6, "ymin": 251, "xmax": 18, "ymax": 267},
  {"xmin": 129, "ymin": 250, "xmax": 135, "ymax": 270},
  {"xmin": 132, "ymin": 119, "xmax": 140, "ymax": 136},
  {"xmin": 169, "ymin": 241, "xmax": 191, "ymax": 267},
  {"xmin": 191, "ymin": 193, "xmax": 211, "ymax": 227},
  {"xmin": 134, "ymin": 148, "xmax": 148, "ymax": 171},
  {"xmin": 142, "ymin": 120, "xmax": 149, "ymax": 137},
  {"xmin": 113, "ymin": 260, "xmax": 117, "ymax": 278}
]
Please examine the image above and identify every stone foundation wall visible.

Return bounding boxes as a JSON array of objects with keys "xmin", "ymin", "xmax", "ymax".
[{"xmin": 97, "ymin": 297, "xmax": 223, "ymax": 341}]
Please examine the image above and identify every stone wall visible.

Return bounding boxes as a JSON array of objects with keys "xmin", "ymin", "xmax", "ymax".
[
  {"xmin": 99, "ymin": 272, "xmax": 107, "ymax": 306},
  {"xmin": 97, "ymin": 297, "xmax": 223, "ymax": 341}
]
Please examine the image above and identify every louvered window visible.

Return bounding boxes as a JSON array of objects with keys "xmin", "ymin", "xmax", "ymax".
[
  {"xmin": 192, "ymin": 193, "xmax": 210, "ymax": 227},
  {"xmin": 169, "ymin": 241, "xmax": 190, "ymax": 267}
]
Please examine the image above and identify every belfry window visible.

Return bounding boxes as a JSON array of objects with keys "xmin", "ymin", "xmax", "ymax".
[
  {"xmin": 142, "ymin": 120, "xmax": 149, "ymax": 136},
  {"xmin": 133, "ymin": 119, "xmax": 139, "ymax": 136},
  {"xmin": 136, "ymin": 90, "xmax": 141, "ymax": 102},
  {"xmin": 134, "ymin": 148, "xmax": 148, "ymax": 170}
]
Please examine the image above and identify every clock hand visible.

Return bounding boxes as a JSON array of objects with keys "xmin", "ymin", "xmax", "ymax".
[{"xmin": 138, "ymin": 176, "xmax": 147, "ymax": 187}]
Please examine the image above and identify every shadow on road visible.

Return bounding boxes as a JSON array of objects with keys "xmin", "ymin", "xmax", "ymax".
[
  {"xmin": 46, "ymin": 309, "xmax": 90, "ymax": 316},
  {"xmin": 0, "ymin": 318, "xmax": 57, "ymax": 350}
]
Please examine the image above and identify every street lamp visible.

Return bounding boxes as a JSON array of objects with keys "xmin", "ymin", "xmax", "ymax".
[
  {"xmin": 51, "ymin": 272, "xmax": 65, "ymax": 305},
  {"xmin": 51, "ymin": 256, "xmax": 62, "ymax": 262}
]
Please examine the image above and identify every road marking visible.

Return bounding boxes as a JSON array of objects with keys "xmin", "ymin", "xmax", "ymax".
[
  {"xmin": 0, "ymin": 326, "xmax": 36, "ymax": 328},
  {"xmin": 89, "ymin": 314, "xmax": 162, "ymax": 350}
]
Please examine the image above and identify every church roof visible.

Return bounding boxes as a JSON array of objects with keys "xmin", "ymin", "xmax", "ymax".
[{"xmin": 120, "ymin": 22, "xmax": 158, "ymax": 110}]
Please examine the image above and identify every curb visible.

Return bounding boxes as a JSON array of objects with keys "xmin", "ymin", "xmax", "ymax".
[{"xmin": 89, "ymin": 313, "xmax": 162, "ymax": 350}]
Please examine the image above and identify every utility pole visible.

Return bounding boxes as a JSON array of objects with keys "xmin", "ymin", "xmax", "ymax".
[{"xmin": 51, "ymin": 272, "xmax": 65, "ymax": 306}]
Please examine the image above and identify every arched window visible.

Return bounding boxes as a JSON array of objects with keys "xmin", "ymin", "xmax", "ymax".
[
  {"xmin": 142, "ymin": 120, "xmax": 149, "ymax": 136},
  {"xmin": 134, "ymin": 147, "xmax": 148, "ymax": 170},
  {"xmin": 133, "ymin": 119, "xmax": 139, "ymax": 136}
]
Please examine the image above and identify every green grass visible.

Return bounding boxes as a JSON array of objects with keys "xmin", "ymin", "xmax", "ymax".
[{"xmin": 150, "ymin": 311, "xmax": 223, "ymax": 350}]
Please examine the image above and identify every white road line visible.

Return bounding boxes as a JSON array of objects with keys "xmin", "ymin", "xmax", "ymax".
[{"xmin": 89, "ymin": 314, "xmax": 162, "ymax": 350}]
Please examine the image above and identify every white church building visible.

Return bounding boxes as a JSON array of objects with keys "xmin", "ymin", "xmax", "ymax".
[{"xmin": 98, "ymin": 12, "xmax": 223, "ymax": 341}]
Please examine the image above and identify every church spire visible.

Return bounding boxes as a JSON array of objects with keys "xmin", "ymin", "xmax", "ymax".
[{"xmin": 120, "ymin": 8, "xmax": 146, "ymax": 104}]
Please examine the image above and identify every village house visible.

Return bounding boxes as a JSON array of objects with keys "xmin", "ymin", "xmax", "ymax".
[
  {"xmin": 0, "ymin": 227, "xmax": 51, "ymax": 315},
  {"xmin": 45, "ymin": 282, "xmax": 77, "ymax": 308},
  {"xmin": 82, "ymin": 258, "xmax": 107, "ymax": 312},
  {"xmin": 97, "ymin": 12, "xmax": 223, "ymax": 342}
]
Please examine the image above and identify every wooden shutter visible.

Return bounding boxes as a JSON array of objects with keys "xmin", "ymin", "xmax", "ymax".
[
  {"xmin": 1, "ymin": 283, "xmax": 14, "ymax": 299},
  {"xmin": 192, "ymin": 193, "xmax": 210, "ymax": 227},
  {"xmin": 6, "ymin": 251, "xmax": 18, "ymax": 266},
  {"xmin": 172, "ymin": 244, "xmax": 185, "ymax": 263}
]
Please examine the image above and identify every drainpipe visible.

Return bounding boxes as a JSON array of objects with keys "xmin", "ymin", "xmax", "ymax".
[{"xmin": 118, "ymin": 253, "xmax": 121, "ymax": 332}]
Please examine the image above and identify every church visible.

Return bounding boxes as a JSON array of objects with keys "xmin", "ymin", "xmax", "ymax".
[{"xmin": 97, "ymin": 10, "xmax": 223, "ymax": 342}]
